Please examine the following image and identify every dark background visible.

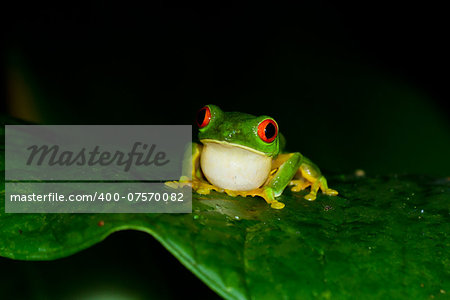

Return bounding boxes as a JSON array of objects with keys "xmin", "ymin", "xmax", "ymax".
[{"xmin": 3, "ymin": 1, "xmax": 449, "ymax": 299}]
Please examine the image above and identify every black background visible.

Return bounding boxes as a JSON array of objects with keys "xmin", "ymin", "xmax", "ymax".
[
  {"xmin": 5, "ymin": 1, "xmax": 448, "ymax": 114},
  {"xmin": 4, "ymin": 1, "xmax": 450, "ymax": 176},
  {"xmin": 3, "ymin": 1, "xmax": 449, "ymax": 299}
]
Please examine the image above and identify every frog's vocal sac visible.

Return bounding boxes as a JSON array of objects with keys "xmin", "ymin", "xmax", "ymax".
[{"xmin": 166, "ymin": 105, "xmax": 338, "ymax": 209}]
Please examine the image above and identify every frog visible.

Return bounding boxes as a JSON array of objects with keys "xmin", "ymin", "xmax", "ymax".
[{"xmin": 166, "ymin": 105, "xmax": 338, "ymax": 209}]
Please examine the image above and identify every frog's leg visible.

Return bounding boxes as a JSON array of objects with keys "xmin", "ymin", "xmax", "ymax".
[
  {"xmin": 248, "ymin": 153, "xmax": 303, "ymax": 209},
  {"xmin": 293, "ymin": 156, "xmax": 338, "ymax": 201},
  {"xmin": 165, "ymin": 143, "xmax": 222, "ymax": 195}
]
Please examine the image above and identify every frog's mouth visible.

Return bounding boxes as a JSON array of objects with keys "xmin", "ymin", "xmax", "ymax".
[{"xmin": 200, "ymin": 139, "xmax": 267, "ymax": 156}]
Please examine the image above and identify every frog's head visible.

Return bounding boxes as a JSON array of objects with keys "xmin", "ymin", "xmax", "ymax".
[{"xmin": 196, "ymin": 105, "xmax": 280, "ymax": 157}]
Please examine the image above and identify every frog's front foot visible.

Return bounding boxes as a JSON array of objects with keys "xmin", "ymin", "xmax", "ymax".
[
  {"xmin": 194, "ymin": 180, "xmax": 223, "ymax": 195},
  {"xmin": 269, "ymin": 201, "xmax": 285, "ymax": 209},
  {"xmin": 258, "ymin": 187, "xmax": 285, "ymax": 209},
  {"xmin": 167, "ymin": 178, "xmax": 286, "ymax": 209},
  {"xmin": 165, "ymin": 176, "xmax": 191, "ymax": 189},
  {"xmin": 260, "ymin": 188, "xmax": 285, "ymax": 209},
  {"xmin": 224, "ymin": 187, "xmax": 285, "ymax": 209},
  {"xmin": 303, "ymin": 176, "xmax": 338, "ymax": 201},
  {"xmin": 165, "ymin": 177, "xmax": 222, "ymax": 195},
  {"xmin": 165, "ymin": 176, "xmax": 198, "ymax": 192}
]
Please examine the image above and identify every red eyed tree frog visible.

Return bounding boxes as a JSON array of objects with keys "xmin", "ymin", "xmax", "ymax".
[{"xmin": 167, "ymin": 105, "xmax": 338, "ymax": 209}]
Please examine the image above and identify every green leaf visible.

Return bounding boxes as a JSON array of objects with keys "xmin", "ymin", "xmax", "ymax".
[{"xmin": 1, "ymin": 120, "xmax": 449, "ymax": 299}]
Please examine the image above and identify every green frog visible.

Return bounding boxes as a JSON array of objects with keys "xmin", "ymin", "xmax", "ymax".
[{"xmin": 167, "ymin": 105, "xmax": 338, "ymax": 209}]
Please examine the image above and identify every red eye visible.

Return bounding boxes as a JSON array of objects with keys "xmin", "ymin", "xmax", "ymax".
[
  {"xmin": 258, "ymin": 119, "xmax": 278, "ymax": 143},
  {"xmin": 196, "ymin": 106, "xmax": 211, "ymax": 128}
]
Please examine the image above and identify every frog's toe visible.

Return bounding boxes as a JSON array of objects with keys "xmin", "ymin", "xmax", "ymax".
[
  {"xmin": 304, "ymin": 193, "xmax": 317, "ymax": 201},
  {"xmin": 291, "ymin": 184, "xmax": 309, "ymax": 192},
  {"xmin": 164, "ymin": 181, "xmax": 180, "ymax": 189},
  {"xmin": 270, "ymin": 201, "xmax": 285, "ymax": 209},
  {"xmin": 193, "ymin": 180, "xmax": 224, "ymax": 195},
  {"xmin": 196, "ymin": 188, "xmax": 212, "ymax": 195},
  {"xmin": 324, "ymin": 188, "xmax": 338, "ymax": 196},
  {"xmin": 259, "ymin": 187, "xmax": 286, "ymax": 209},
  {"xmin": 179, "ymin": 175, "xmax": 191, "ymax": 183},
  {"xmin": 289, "ymin": 179, "xmax": 311, "ymax": 192},
  {"xmin": 165, "ymin": 175, "xmax": 195, "ymax": 189}
]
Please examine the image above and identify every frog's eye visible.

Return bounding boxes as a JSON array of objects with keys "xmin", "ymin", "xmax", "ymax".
[
  {"xmin": 197, "ymin": 106, "xmax": 211, "ymax": 128},
  {"xmin": 258, "ymin": 119, "xmax": 278, "ymax": 143}
]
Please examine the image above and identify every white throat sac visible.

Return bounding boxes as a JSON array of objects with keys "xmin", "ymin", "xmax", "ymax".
[{"xmin": 200, "ymin": 141, "xmax": 272, "ymax": 191}]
